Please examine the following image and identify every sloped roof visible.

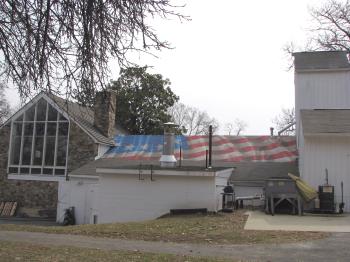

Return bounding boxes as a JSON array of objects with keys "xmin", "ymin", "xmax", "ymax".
[
  {"xmin": 1, "ymin": 92, "xmax": 127, "ymax": 145},
  {"xmin": 104, "ymin": 135, "xmax": 298, "ymax": 162},
  {"xmin": 47, "ymin": 93, "xmax": 116, "ymax": 145},
  {"xmin": 301, "ymin": 109, "xmax": 350, "ymax": 134},
  {"xmin": 293, "ymin": 51, "xmax": 350, "ymax": 72}
]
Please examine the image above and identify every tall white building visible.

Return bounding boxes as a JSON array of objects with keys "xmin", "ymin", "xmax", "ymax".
[{"xmin": 294, "ymin": 51, "xmax": 350, "ymax": 211}]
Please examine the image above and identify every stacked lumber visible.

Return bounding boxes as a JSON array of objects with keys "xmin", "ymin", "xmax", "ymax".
[{"xmin": 0, "ymin": 202, "xmax": 17, "ymax": 217}]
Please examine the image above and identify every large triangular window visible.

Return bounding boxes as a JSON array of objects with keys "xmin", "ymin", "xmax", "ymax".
[{"xmin": 8, "ymin": 98, "xmax": 69, "ymax": 176}]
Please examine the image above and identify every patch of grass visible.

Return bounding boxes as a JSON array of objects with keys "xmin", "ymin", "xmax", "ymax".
[
  {"xmin": 0, "ymin": 211, "xmax": 328, "ymax": 245},
  {"xmin": 0, "ymin": 241, "xmax": 230, "ymax": 262}
]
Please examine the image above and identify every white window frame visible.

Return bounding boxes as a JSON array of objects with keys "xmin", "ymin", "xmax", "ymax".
[{"xmin": 7, "ymin": 96, "xmax": 70, "ymax": 181}]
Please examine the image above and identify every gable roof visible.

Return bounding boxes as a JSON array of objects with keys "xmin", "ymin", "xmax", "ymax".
[
  {"xmin": 1, "ymin": 92, "xmax": 127, "ymax": 145},
  {"xmin": 301, "ymin": 109, "xmax": 350, "ymax": 135}
]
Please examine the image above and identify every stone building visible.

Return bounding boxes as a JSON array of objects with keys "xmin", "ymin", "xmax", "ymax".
[{"xmin": 0, "ymin": 90, "xmax": 125, "ymax": 217}]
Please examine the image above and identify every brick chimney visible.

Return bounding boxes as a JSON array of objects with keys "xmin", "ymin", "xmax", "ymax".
[{"xmin": 94, "ymin": 90, "xmax": 116, "ymax": 138}]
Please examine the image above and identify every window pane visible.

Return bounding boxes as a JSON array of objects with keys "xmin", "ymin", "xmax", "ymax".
[
  {"xmin": 25, "ymin": 104, "xmax": 35, "ymax": 121},
  {"xmin": 36, "ymin": 99, "xmax": 47, "ymax": 121},
  {"xmin": 58, "ymin": 122, "xmax": 69, "ymax": 136},
  {"xmin": 33, "ymin": 137, "xmax": 44, "ymax": 165},
  {"xmin": 55, "ymin": 169, "xmax": 65, "ymax": 176},
  {"xmin": 44, "ymin": 137, "xmax": 55, "ymax": 166},
  {"xmin": 10, "ymin": 136, "xmax": 21, "ymax": 165},
  {"xmin": 24, "ymin": 123, "xmax": 34, "ymax": 136},
  {"xmin": 31, "ymin": 168, "xmax": 41, "ymax": 174},
  {"xmin": 35, "ymin": 123, "xmax": 45, "ymax": 136},
  {"xmin": 21, "ymin": 136, "xmax": 32, "ymax": 165},
  {"xmin": 47, "ymin": 123, "xmax": 57, "ymax": 136},
  {"xmin": 59, "ymin": 113, "xmax": 67, "ymax": 121},
  {"xmin": 20, "ymin": 168, "xmax": 30, "ymax": 174},
  {"xmin": 43, "ymin": 168, "xmax": 53, "ymax": 175},
  {"xmin": 56, "ymin": 137, "xmax": 67, "ymax": 166},
  {"xmin": 9, "ymin": 167, "xmax": 18, "ymax": 173},
  {"xmin": 47, "ymin": 104, "xmax": 58, "ymax": 121},
  {"xmin": 15, "ymin": 114, "xmax": 23, "ymax": 121},
  {"xmin": 13, "ymin": 122, "xmax": 22, "ymax": 136}
]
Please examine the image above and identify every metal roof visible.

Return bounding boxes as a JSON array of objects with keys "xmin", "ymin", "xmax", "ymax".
[
  {"xmin": 301, "ymin": 109, "xmax": 350, "ymax": 134},
  {"xmin": 104, "ymin": 135, "xmax": 298, "ymax": 162},
  {"xmin": 293, "ymin": 51, "xmax": 350, "ymax": 72}
]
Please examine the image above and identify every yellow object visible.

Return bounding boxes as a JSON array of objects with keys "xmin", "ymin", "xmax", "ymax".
[{"xmin": 288, "ymin": 173, "xmax": 318, "ymax": 202}]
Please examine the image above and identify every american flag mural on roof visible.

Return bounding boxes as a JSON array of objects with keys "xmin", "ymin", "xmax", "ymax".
[{"xmin": 103, "ymin": 135, "xmax": 298, "ymax": 162}]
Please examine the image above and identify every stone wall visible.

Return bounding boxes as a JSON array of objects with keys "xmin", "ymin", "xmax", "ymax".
[
  {"xmin": 68, "ymin": 121, "xmax": 97, "ymax": 172},
  {"xmin": 0, "ymin": 121, "xmax": 98, "ymax": 214},
  {"xmin": 0, "ymin": 125, "xmax": 58, "ymax": 209}
]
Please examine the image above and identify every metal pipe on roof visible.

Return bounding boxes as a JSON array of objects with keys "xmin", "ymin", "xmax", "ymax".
[{"xmin": 208, "ymin": 125, "xmax": 212, "ymax": 168}]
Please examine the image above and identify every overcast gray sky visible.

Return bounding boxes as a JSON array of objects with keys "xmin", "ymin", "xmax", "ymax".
[{"xmin": 5, "ymin": 0, "xmax": 336, "ymax": 135}]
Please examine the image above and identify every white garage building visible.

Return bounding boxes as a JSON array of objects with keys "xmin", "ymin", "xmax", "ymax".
[{"xmin": 57, "ymin": 159, "xmax": 233, "ymax": 224}]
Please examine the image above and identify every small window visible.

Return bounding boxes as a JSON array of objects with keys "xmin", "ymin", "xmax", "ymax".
[
  {"xmin": 31, "ymin": 168, "xmax": 41, "ymax": 174},
  {"xmin": 35, "ymin": 123, "xmax": 45, "ymax": 136},
  {"xmin": 59, "ymin": 113, "xmax": 67, "ymax": 121},
  {"xmin": 33, "ymin": 137, "xmax": 44, "ymax": 165},
  {"xmin": 47, "ymin": 104, "xmax": 58, "ymax": 121},
  {"xmin": 58, "ymin": 122, "xmax": 69, "ymax": 136},
  {"xmin": 44, "ymin": 137, "xmax": 56, "ymax": 166},
  {"xmin": 43, "ymin": 168, "xmax": 53, "ymax": 175},
  {"xmin": 20, "ymin": 168, "xmax": 30, "ymax": 174},
  {"xmin": 54, "ymin": 169, "xmax": 65, "ymax": 176},
  {"xmin": 21, "ymin": 136, "xmax": 33, "ymax": 165},
  {"xmin": 25, "ymin": 105, "xmax": 35, "ymax": 121},
  {"xmin": 24, "ymin": 123, "xmax": 34, "ymax": 136},
  {"xmin": 36, "ymin": 99, "xmax": 47, "ymax": 121},
  {"xmin": 8, "ymin": 167, "xmax": 18, "ymax": 174}
]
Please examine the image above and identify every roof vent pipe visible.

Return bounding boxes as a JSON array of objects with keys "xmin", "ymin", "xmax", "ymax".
[
  {"xmin": 208, "ymin": 125, "xmax": 213, "ymax": 168},
  {"xmin": 160, "ymin": 122, "xmax": 177, "ymax": 167},
  {"xmin": 270, "ymin": 127, "xmax": 274, "ymax": 137}
]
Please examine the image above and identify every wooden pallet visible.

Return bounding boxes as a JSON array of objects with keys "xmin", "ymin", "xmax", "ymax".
[{"xmin": 0, "ymin": 202, "xmax": 18, "ymax": 217}]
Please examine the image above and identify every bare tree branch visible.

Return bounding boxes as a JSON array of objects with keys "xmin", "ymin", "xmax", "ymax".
[
  {"xmin": 169, "ymin": 102, "xmax": 219, "ymax": 135},
  {"xmin": 272, "ymin": 107, "xmax": 295, "ymax": 136},
  {"xmin": 225, "ymin": 119, "xmax": 248, "ymax": 136},
  {"xmin": 0, "ymin": 0, "xmax": 189, "ymax": 105},
  {"xmin": 309, "ymin": 0, "xmax": 350, "ymax": 52},
  {"xmin": 0, "ymin": 81, "xmax": 11, "ymax": 124}
]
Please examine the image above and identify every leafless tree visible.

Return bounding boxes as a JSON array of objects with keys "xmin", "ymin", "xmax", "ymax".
[
  {"xmin": 309, "ymin": 0, "xmax": 350, "ymax": 51},
  {"xmin": 224, "ymin": 119, "xmax": 248, "ymax": 136},
  {"xmin": 272, "ymin": 107, "xmax": 295, "ymax": 135},
  {"xmin": 169, "ymin": 102, "xmax": 219, "ymax": 135},
  {"xmin": 0, "ymin": 82, "xmax": 10, "ymax": 124},
  {"xmin": 0, "ymin": 1, "xmax": 188, "ymax": 105}
]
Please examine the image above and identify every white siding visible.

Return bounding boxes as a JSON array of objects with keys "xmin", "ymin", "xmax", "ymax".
[
  {"xmin": 302, "ymin": 136, "xmax": 350, "ymax": 212},
  {"xmin": 295, "ymin": 70, "xmax": 350, "ymax": 185},
  {"xmin": 295, "ymin": 71, "xmax": 350, "ymax": 143},
  {"xmin": 97, "ymin": 173, "xmax": 217, "ymax": 223},
  {"xmin": 57, "ymin": 178, "xmax": 98, "ymax": 224}
]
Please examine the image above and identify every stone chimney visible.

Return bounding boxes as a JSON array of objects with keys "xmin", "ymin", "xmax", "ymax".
[{"xmin": 94, "ymin": 90, "xmax": 116, "ymax": 138}]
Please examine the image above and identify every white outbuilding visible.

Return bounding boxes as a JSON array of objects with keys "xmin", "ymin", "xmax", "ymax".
[{"xmin": 57, "ymin": 159, "xmax": 233, "ymax": 224}]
